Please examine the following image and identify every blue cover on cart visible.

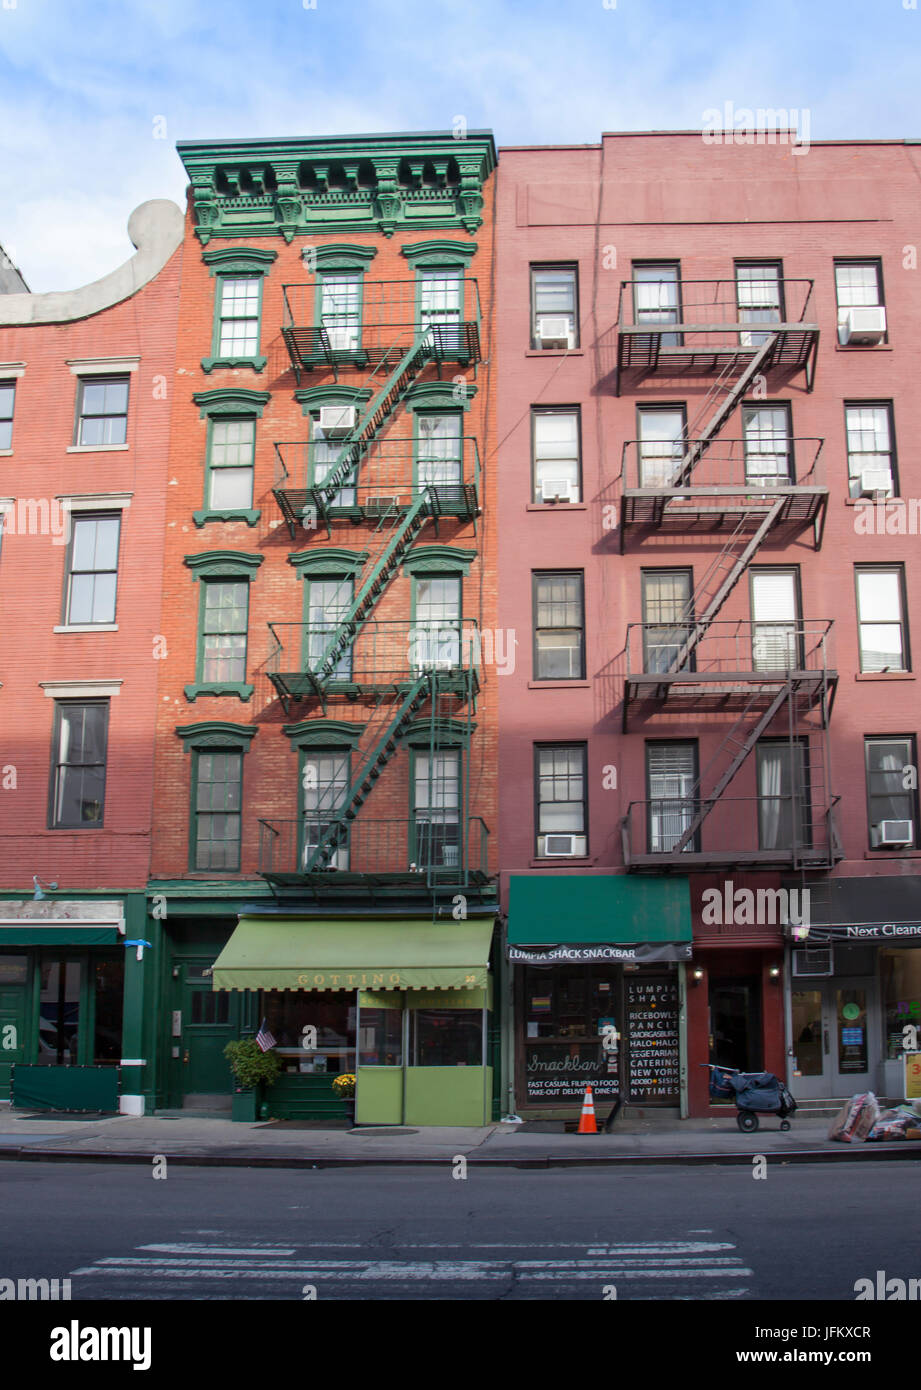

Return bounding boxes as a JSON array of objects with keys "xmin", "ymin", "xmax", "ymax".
[{"xmin": 729, "ymin": 1071, "xmax": 782, "ymax": 1112}]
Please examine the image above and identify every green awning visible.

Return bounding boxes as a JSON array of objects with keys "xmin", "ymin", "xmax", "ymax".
[
  {"xmin": 212, "ymin": 916, "xmax": 495, "ymax": 992},
  {"xmin": 0, "ymin": 927, "xmax": 121, "ymax": 946},
  {"xmin": 507, "ymin": 874, "xmax": 692, "ymax": 946}
]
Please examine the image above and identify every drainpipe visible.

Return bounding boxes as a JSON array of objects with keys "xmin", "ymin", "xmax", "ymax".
[
  {"xmin": 678, "ymin": 961, "xmax": 689, "ymax": 1119},
  {"xmin": 783, "ymin": 940, "xmax": 794, "ymax": 1087}
]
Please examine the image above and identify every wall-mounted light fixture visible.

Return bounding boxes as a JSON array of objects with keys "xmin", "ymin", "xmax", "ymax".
[
  {"xmin": 769, "ymin": 965, "xmax": 781, "ymax": 980},
  {"xmin": 692, "ymin": 967, "xmax": 704, "ymax": 982},
  {"xmin": 32, "ymin": 875, "xmax": 58, "ymax": 901}
]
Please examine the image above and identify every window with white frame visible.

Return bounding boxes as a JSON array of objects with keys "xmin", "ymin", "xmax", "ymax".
[
  {"xmin": 845, "ymin": 403, "xmax": 896, "ymax": 498},
  {"xmin": 855, "ymin": 566, "xmax": 908, "ymax": 673},
  {"xmin": 535, "ymin": 744, "xmax": 587, "ymax": 857},
  {"xmin": 64, "ymin": 513, "xmax": 121, "ymax": 625},
  {"xmin": 532, "ymin": 409, "xmax": 580, "ymax": 502}
]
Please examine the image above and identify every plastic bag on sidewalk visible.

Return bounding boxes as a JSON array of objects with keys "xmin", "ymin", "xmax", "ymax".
[{"xmin": 827, "ymin": 1092, "xmax": 879, "ymax": 1143}]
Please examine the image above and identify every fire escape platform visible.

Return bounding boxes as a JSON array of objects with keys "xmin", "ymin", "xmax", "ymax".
[
  {"xmin": 282, "ymin": 321, "xmax": 481, "ymax": 375},
  {"xmin": 273, "ymin": 482, "xmax": 479, "ymax": 536},
  {"xmin": 623, "ymin": 667, "xmax": 838, "ymax": 719},
  {"xmin": 616, "ymin": 324, "xmax": 818, "ymax": 377},
  {"xmin": 625, "ymin": 844, "xmax": 838, "ymax": 873},
  {"xmin": 268, "ymin": 667, "xmax": 478, "ymax": 709},
  {"xmin": 620, "ymin": 485, "xmax": 827, "ymax": 535}
]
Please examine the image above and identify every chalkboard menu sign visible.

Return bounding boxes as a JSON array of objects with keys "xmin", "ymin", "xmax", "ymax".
[
  {"xmin": 626, "ymin": 977, "xmax": 679, "ymax": 1103},
  {"xmin": 525, "ymin": 1044, "xmax": 620, "ymax": 1103}
]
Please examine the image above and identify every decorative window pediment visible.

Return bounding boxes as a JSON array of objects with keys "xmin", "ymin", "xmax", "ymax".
[
  {"xmin": 294, "ymin": 386, "xmax": 372, "ymax": 416},
  {"xmin": 184, "ymin": 551, "xmax": 264, "ymax": 580},
  {"xmin": 403, "ymin": 717, "xmax": 475, "ymax": 748},
  {"xmin": 202, "ymin": 247, "xmax": 277, "ymax": 277},
  {"xmin": 282, "ymin": 719, "xmax": 365, "ymax": 750},
  {"xmin": 401, "ymin": 239, "xmax": 477, "ymax": 268},
  {"xmin": 289, "ymin": 548, "xmax": 368, "ymax": 577},
  {"xmin": 402, "ymin": 545, "xmax": 476, "ymax": 576},
  {"xmin": 193, "ymin": 389, "xmax": 271, "ymax": 419},
  {"xmin": 404, "ymin": 382, "xmax": 476, "ymax": 413},
  {"xmin": 307, "ymin": 244, "xmax": 377, "ymax": 273},
  {"xmin": 176, "ymin": 721, "xmax": 258, "ymax": 749}
]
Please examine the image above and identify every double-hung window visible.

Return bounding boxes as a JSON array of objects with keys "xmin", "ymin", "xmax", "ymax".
[
  {"xmin": 216, "ymin": 277, "xmax": 261, "ymax": 358},
  {"xmin": 413, "ymin": 574, "xmax": 462, "ymax": 670},
  {"xmin": 633, "ymin": 263, "xmax": 681, "ymax": 346},
  {"xmin": 200, "ymin": 581, "xmax": 249, "ymax": 684},
  {"xmin": 736, "ymin": 262, "xmax": 783, "ymax": 347},
  {"xmin": 642, "ymin": 569, "xmax": 692, "ymax": 674},
  {"xmin": 855, "ymin": 566, "xmax": 908, "ymax": 672},
  {"xmin": 742, "ymin": 403, "xmax": 793, "ymax": 487},
  {"xmin": 865, "ymin": 736, "xmax": 918, "ymax": 849},
  {"xmin": 312, "ymin": 416, "xmax": 356, "ymax": 508},
  {"xmin": 535, "ymin": 745, "xmax": 587, "ymax": 857},
  {"xmin": 208, "ymin": 418, "xmax": 256, "ymax": 511},
  {"xmin": 533, "ymin": 572, "xmax": 584, "ymax": 679},
  {"xmin": 646, "ymin": 742, "xmax": 698, "ymax": 854},
  {"xmin": 49, "ymin": 700, "xmax": 109, "ymax": 828},
  {"xmin": 531, "ymin": 266, "xmax": 578, "ymax": 348},
  {"xmin": 305, "ymin": 575, "xmax": 354, "ymax": 680},
  {"xmin": 637, "ymin": 407, "xmax": 685, "ymax": 489},
  {"xmin": 319, "ymin": 274, "xmax": 362, "ymax": 352},
  {"xmin": 0, "ymin": 380, "xmax": 15, "ymax": 450},
  {"xmin": 757, "ymin": 738, "xmax": 810, "ymax": 851},
  {"xmin": 413, "ymin": 750, "xmax": 461, "ymax": 869},
  {"xmin": 64, "ymin": 513, "xmax": 121, "ymax": 626},
  {"xmin": 835, "ymin": 260, "xmax": 886, "ymax": 344},
  {"xmin": 193, "ymin": 748, "xmax": 244, "ymax": 870},
  {"xmin": 75, "ymin": 376, "xmax": 129, "ymax": 447},
  {"xmin": 302, "ymin": 750, "xmax": 351, "ymax": 870},
  {"xmin": 417, "ymin": 412, "xmax": 464, "ymax": 498},
  {"xmin": 845, "ymin": 403, "xmax": 896, "ymax": 498},
  {"xmin": 532, "ymin": 408, "xmax": 581, "ymax": 502}
]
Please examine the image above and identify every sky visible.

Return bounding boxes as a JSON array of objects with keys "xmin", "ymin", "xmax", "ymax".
[{"xmin": 0, "ymin": 0, "xmax": 918, "ymax": 291}]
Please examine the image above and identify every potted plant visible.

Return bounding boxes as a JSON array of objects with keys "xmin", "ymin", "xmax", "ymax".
[
  {"xmin": 224, "ymin": 1038, "xmax": 281, "ymax": 1122},
  {"xmin": 332, "ymin": 1072, "xmax": 356, "ymax": 1128}
]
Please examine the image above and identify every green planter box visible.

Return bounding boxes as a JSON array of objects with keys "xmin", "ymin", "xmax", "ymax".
[{"xmin": 231, "ymin": 1087, "xmax": 260, "ymax": 1122}]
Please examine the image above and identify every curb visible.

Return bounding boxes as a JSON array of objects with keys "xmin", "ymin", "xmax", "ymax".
[{"xmin": 0, "ymin": 1143, "xmax": 919, "ymax": 1170}]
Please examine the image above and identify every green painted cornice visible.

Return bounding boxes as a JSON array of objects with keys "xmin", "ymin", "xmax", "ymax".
[
  {"xmin": 177, "ymin": 131, "xmax": 497, "ymax": 243},
  {"xmin": 184, "ymin": 550, "xmax": 265, "ymax": 579},
  {"xmin": 289, "ymin": 547, "xmax": 368, "ymax": 576},
  {"xmin": 202, "ymin": 247, "xmax": 277, "ymax": 275},
  {"xmin": 193, "ymin": 388, "xmax": 271, "ymax": 418},
  {"xmin": 175, "ymin": 721, "xmax": 259, "ymax": 747},
  {"xmin": 282, "ymin": 719, "xmax": 366, "ymax": 749},
  {"xmin": 309, "ymin": 243, "xmax": 378, "ymax": 272},
  {"xmin": 404, "ymin": 716, "xmax": 476, "ymax": 747},
  {"xmin": 402, "ymin": 545, "xmax": 476, "ymax": 575},
  {"xmin": 294, "ymin": 385, "xmax": 373, "ymax": 415},
  {"xmin": 401, "ymin": 239, "xmax": 477, "ymax": 266},
  {"xmin": 404, "ymin": 381, "xmax": 477, "ymax": 412}
]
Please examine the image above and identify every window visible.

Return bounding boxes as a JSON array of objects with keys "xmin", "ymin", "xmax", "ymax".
[
  {"xmin": 419, "ymin": 269, "xmax": 463, "ymax": 352},
  {"xmin": 301, "ymin": 750, "xmax": 350, "ymax": 870},
  {"xmin": 532, "ymin": 408, "xmax": 581, "ymax": 502},
  {"xmin": 413, "ymin": 574, "xmax": 462, "ymax": 669},
  {"xmin": 757, "ymin": 738, "xmax": 810, "ymax": 851},
  {"xmin": 311, "ymin": 416, "xmax": 356, "ymax": 507},
  {"xmin": 642, "ymin": 570, "xmax": 692, "ymax": 674},
  {"xmin": 49, "ymin": 700, "xmax": 108, "ymax": 828},
  {"xmin": 305, "ymin": 576, "xmax": 354, "ymax": 680},
  {"xmin": 845, "ymin": 403, "xmax": 896, "ymax": 499},
  {"xmin": 413, "ymin": 750, "xmax": 461, "ymax": 869},
  {"xmin": 200, "ymin": 581, "xmax": 249, "ymax": 684},
  {"xmin": 207, "ymin": 417, "xmax": 256, "ymax": 511},
  {"xmin": 835, "ymin": 260, "xmax": 885, "ymax": 343},
  {"xmin": 742, "ymin": 404, "xmax": 793, "ymax": 486},
  {"xmin": 636, "ymin": 407, "xmax": 685, "ymax": 488},
  {"xmin": 855, "ymin": 566, "xmax": 908, "ymax": 672},
  {"xmin": 193, "ymin": 748, "xmax": 243, "ymax": 870},
  {"xmin": 531, "ymin": 266, "xmax": 578, "ymax": 348},
  {"xmin": 533, "ymin": 572, "xmax": 584, "ymax": 679},
  {"xmin": 0, "ymin": 380, "xmax": 14, "ymax": 450},
  {"xmin": 750, "ymin": 568, "xmax": 802, "ymax": 670},
  {"xmin": 318, "ymin": 273, "xmax": 362, "ymax": 351},
  {"xmin": 75, "ymin": 376, "xmax": 128, "ymax": 447},
  {"xmin": 535, "ymin": 744, "xmax": 587, "ymax": 857},
  {"xmin": 865, "ymin": 736, "xmax": 918, "ymax": 849},
  {"xmin": 646, "ymin": 742, "xmax": 698, "ymax": 853},
  {"xmin": 417, "ymin": 412, "xmax": 464, "ymax": 497},
  {"xmin": 64, "ymin": 513, "xmax": 120, "ymax": 625},
  {"xmin": 216, "ymin": 276, "xmax": 261, "ymax": 357},
  {"xmin": 735, "ymin": 262, "xmax": 784, "ymax": 347},
  {"xmin": 632, "ymin": 263, "xmax": 681, "ymax": 346},
  {"xmin": 410, "ymin": 1008, "xmax": 483, "ymax": 1066}
]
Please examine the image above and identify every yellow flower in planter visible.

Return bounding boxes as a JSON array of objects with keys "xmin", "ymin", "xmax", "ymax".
[{"xmin": 331, "ymin": 1073, "xmax": 356, "ymax": 1098}]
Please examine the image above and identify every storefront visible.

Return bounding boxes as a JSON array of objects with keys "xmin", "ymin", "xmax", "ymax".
[
  {"xmin": 506, "ymin": 875, "xmax": 692, "ymax": 1118},
  {"xmin": 785, "ymin": 876, "xmax": 921, "ymax": 1101},
  {"xmin": 211, "ymin": 913, "xmax": 497, "ymax": 1126}
]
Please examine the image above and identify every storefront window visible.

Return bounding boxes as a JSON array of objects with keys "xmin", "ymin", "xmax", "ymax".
[
  {"xmin": 359, "ymin": 1008, "xmax": 403, "ymax": 1067},
  {"xmin": 410, "ymin": 1009, "xmax": 483, "ymax": 1066},
  {"xmin": 880, "ymin": 947, "xmax": 921, "ymax": 1059},
  {"xmin": 93, "ymin": 956, "xmax": 124, "ymax": 1064},
  {"xmin": 262, "ymin": 992, "xmax": 355, "ymax": 1074},
  {"xmin": 39, "ymin": 960, "xmax": 81, "ymax": 1066},
  {"xmin": 522, "ymin": 965, "xmax": 621, "ymax": 1104}
]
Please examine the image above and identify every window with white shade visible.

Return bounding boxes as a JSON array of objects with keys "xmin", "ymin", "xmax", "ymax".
[
  {"xmin": 750, "ymin": 569, "xmax": 801, "ymax": 670},
  {"xmin": 637, "ymin": 407, "xmax": 686, "ymax": 488},
  {"xmin": 535, "ymin": 744, "xmax": 587, "ymax": 857},
  {"xmin": 835, "ymin": 261, "xmax": 882, "ymax": 311},
  {"xmin": 845, "ymin": 403, "xmax": 896, "ymax": 498},
  {"xmin": 865, "ymin": 736, "xmax": 917, "ymax": 849},
  {"xmin": 646, "ymin": 742, "xmax": 698, "ymax": 853},
  {"xmin": 855, "ymin": 567, "xmax": 908, "ymax": 673},
  {"xmin": 532, "ymin": 409, "xmax": 581, "ymax": 502}
]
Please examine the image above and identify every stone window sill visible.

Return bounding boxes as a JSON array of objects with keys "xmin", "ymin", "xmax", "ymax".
[
  {"xmin": 526, "ymin": 502, "xmax": 587, "ymax": 511},
  {"xmin": 66, "ymin": 444, "xmax": 129, "ymax": 453},
  {"xmin": 527, "ymin": 678, "xmax": 590, "ymax": 689},
  {"xmin": 528, "ymin": 856, "xmax": 594, "ymax": 868},
  {"xmin": 525, "ymin": 349, "xmax": 584, "ymax": 358},
  {"xmin": 855, "ymin": 671, "xmax": 913, "ymax": 680},
  {"xmin": 835, "ymin": 343, "xmax": 892, "ymax": 352},
  {"xmin": 53, "ymin": 624, "xmax": 119, "ymax": 633}
]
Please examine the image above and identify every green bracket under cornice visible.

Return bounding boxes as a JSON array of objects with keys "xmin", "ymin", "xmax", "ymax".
[
  {"xmin": 182, "ymin": 682, "xmax": 256, "ymax": 703},
  {"xmin": 294, "ymin": 385, "xmax": 373, "ymax": 415},
  {"xmin": 402, "ymin": 545, "xmax": 476, "ymax": 575},
  {"xmin": 177, "ymin": 132, "xmax": 497, "ymax": 243},
  {"xmin": 288, "ymin": 547, "xmax": 369, "ymax": 576},
  {"xmin": 400, "ymin": 239, "xmax": 478, "ymax": 267},
  {"xmin": 307, "ymin": 243, "xmax": 378, "ymax": 272},
  {"xmin": 202, "ymin": 247, "xmax": 277, "ymax": 275},
  {"xmin": 403, "ymin": 716, "xmax": 476, "ymax": 747},
  {"xmin": 404, "ymin": 381, "xmax": 477, "ymax": 412},
  {"xmin": 175, "ymin": 721, "xmax": 260, "ymax": 747},
  {"xmin": 282, "ymin": 719, "xmax": 366, "ymax": 749},
  {"xmin": 184, "ymin": 551, "xmax": 265, "ymax": 579},
  {"xmin": 193, "ymin": 388, "xmax": 272, "ymax": 419}
]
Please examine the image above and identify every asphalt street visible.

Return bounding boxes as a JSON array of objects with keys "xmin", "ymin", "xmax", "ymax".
[{"xmin": 0, "ymin": 1159, "xmax": 916, "ymax": 1302}]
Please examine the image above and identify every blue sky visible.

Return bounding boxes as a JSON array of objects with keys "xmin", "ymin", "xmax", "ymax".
[{"xmin": 1, "ymin": 0, "xmax": 918, "ymax": 290}]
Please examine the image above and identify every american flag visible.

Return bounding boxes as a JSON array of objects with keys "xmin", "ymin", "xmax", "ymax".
[{"xmin": 255, "ymin": 1018, "xmax": 277, "ymax": 1052}]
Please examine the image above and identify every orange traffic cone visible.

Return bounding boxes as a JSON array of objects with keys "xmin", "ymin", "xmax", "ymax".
[{"xmin": 577, "ymin": 1084, "xmax": 598, "ymax": 1134}]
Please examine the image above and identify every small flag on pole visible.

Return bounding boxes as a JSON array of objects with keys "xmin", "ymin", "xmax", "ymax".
[{"xmin": 255, "ymin": 1018, "xmax": 277, "ymax": 1052}]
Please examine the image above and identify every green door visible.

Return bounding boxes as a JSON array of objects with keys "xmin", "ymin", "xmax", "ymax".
[
  {"xmin": 0, "ymin": 956, "xmax": 29, "ymax": 1098},
  {"xmin": 181, "ymin": 961, "xmax": 235, "ymax": 1103}
]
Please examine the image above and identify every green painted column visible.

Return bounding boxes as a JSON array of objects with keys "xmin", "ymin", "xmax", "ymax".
[{"xmin": 119, "ymin": 894, "xmax": 154, "ymax": 1116}]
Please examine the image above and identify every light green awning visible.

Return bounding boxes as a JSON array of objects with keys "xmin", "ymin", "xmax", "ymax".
[{"xmin": 212, "ymin": 916, "xmax": 495, "ymax": 992}]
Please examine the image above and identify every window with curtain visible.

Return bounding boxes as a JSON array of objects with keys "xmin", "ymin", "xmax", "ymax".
[
  {"xmin": 535, "ymin": 744, "xmax": 587, "ymax": 857},
  {"xmin": 413, "ymin": 750, "xmax": 461, "ymax": 868},
  {"xmin": 637, "ymin": 408, "xmax": 685, "ymax": 488},
  {"xmin": 532, "ymin": 409, "xmax": 581, "ymax": 501},
  {"xmin": 633, "ymin": 263, "xmax": 681, "ymax": 345},
  {"xmin": 646, "ymin": 742, "xmax": 697, "ymax": 853},
  {"xmin": 865, "ymin": 737, "xmax": 917, "ymax": 848},
  {"xmin": 319, "ymin": 274, "xmax": 361, "ymax": 351},
  {"xmin": 641, "ymin": 570, "xmax": 693, "ymax": 674},
  {"xmin": 855, "ymin": 567, "xmax": 907, "ymax": 672},
  {"xmin": 736, "ymin": 263, "xmax": 783, "ymax": 347},
  {"xmin": 845, "ymin": 404, "xmax": 895, "ymax": 498},
  {"xmin": 757, "ymin": 739, "xmax": 810, "ymax": 851}
]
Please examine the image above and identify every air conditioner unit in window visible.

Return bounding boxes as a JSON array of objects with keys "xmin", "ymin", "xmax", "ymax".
[
  {"xmin": 318, "ymin": 405, "xmax": 357, "ymax": 437},
  {"xmin": 858, "ymin": 468, "xmax": 893, "ymax": 498},
  {"xmin": 839, "ymin": 306, "xmax": 887, "ymax": 345},
  {"xmin": 879, "ymin": 819, "xmax": 913, "ymax": 847},
  {"xmin": 540, "ymin": 478, "xmax": 573, "ymax": 503},
  {"xmin": 536, "ymin": 317, "xmax": 574, "ymax": 350},
  {"xmin": 792, "ymin": 947, "xmax": 833, "ymax": 977},
  {"xmin": 364, "ymin": 494, "xmax": 401, "ymax": 514},
  {"xmin": 544, "ymin": 833, "xmax": 578, "ymax": 856}
]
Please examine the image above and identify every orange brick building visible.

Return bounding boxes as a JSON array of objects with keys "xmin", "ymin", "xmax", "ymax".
[{"xmin": 149, "ymin": 133, "xmax": 499, "ymax": 1123}]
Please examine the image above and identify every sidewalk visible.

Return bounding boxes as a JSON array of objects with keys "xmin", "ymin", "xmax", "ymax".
[{"xmin": 1, "ymin": 1106, "xmax": 920, "ymax": 1167}]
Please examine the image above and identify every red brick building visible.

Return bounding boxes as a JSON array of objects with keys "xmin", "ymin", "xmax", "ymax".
[
  {"xmin": 149, "ymin": 133, "xmax": 499, "ymax": 1124},
  {"xmin": 0, "ymin": 199, "xmax": 183, "ymax": 1112},
  {"xmin": 496, "ymin": 133, "xmax": 921, "ymax": 1119}
]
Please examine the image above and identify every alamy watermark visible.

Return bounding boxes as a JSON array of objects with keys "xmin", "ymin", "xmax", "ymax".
[{"xmin": 702, "ymin": 101, "xmax": 810, "ymax": 155}]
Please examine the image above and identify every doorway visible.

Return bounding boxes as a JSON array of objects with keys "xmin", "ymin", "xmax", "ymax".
[
  {"xmin": 791, "ymin": 978, "xmax": 878, "ymax": 1098},
  {"xmin": 709, "ymin": 976, "xmax": 763, "ymax": 1073},
  {"xmin": 177, "ymin": 960, "xmax": 235, "ymax": 1107}
]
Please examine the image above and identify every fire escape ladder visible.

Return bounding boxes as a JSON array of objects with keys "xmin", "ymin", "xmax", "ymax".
[
  {"xmin": 670, "ymin": 678, "xmax": 794, "ymax": 854},
  {"xmin": 672, "ymin": 498, "xmax": 786, "ymax": 669},
  {"xmin": 671, "ymin": 333, "xmax": 780, "ymax": 485},
  {"xmin": 313, "ymin": 334, "xmax": 434, "ymax": 512},
  {"xmin": 302, "ymin": 672, "xmax": 435, "ymax": 872}
]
